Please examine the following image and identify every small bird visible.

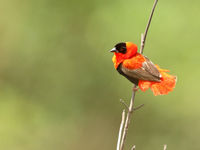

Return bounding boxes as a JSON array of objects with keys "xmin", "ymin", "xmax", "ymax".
[{"xmin": 110, "ymin": 42, "xmax": 176, "ymax": 96}]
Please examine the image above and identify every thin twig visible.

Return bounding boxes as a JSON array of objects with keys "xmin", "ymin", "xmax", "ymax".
[
  {"xmin": 140, "ymin": 0, "xmax": 158, "ymax": 54},
  {"xmin": 116, "ymin": 1, "xmax": 159, "ymax": 150},
  {"xmin": 140, "ymin": 33, "xmax": 144, "ymax": 54},
  {"xmin": 120, "ymin": 85, "xmax": 137, "ymax": 150},
  {"xmin": 133, "ymin": 104, "xmax": 145, "ymax": 111},
  {"xmin": 120, "ymin": 99, "xmax": 129, "ymax": 110},
  {"xmin": 117, "ymin": 110, "xmax": 126, "ymax": 150},
  {"xmin": 131, "ymin": 145, "xmax": 136, "ymax": 150},
  {"xmin": 163, "ymin": 144, "xmax": 167, "ymax": 150}
]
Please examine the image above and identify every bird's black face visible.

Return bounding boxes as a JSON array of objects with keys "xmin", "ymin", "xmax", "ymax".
[{"xmin": 110, "ymin": 42, "xmax": 127, "ymax": 54}]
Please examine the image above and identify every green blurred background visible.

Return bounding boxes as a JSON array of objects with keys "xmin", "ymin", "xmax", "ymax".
[{"xmin": 0, "ymin": 0, "xmax": 199, "ymax": 149}]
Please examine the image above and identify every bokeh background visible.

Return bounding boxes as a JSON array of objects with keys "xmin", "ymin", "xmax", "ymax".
[{"xmin": 0, "ymin": 0, "xmax": 199, "ymax": 149}]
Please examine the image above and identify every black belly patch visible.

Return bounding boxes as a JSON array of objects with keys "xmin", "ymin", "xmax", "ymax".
[{"xmin": 117, "ymin": 63, "xmax": 139, "ymax": 85}]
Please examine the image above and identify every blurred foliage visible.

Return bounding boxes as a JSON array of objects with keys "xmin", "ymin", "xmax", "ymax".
[{"xmin": 0, "ymin": 0, "xmax": 199, "ymax": 149}]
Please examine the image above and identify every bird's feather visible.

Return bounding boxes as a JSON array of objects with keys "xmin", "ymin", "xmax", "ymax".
[{"xmin": 118, "ymin": 56, "xmax": 161, "ymax": 83}]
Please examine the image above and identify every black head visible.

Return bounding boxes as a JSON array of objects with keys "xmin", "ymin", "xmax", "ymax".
[{"xmin": 110, "ymin": 42, "xmax": 127, "ymax": 54}]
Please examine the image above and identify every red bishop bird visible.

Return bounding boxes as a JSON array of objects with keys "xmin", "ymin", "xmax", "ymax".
[{"xmin": 110, "ymin": 42, "xmax": 176, "ymax": 96}]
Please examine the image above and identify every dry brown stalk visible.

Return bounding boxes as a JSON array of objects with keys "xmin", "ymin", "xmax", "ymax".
[{"xmin": 116, "ymin": 0, "xmax": 159, "ymax": 150}]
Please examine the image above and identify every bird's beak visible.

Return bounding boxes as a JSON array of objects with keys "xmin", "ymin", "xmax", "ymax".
[{"xmin": 110, "ymin": 47, "xmax": 118, "ymax": 53}]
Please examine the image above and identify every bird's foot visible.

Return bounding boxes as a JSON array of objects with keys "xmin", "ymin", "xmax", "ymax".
[{"xmin": 132, "ymin": 87, "xmax": 139, "ymax": 92}]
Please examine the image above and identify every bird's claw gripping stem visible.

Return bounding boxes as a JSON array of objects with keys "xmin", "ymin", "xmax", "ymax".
[{"xmin": 132, "ymin": 87, "xmax": 139, "ymax": 92}]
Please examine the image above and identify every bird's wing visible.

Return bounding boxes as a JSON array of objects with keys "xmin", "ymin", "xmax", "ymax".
[
  {"xmin": 117, "ymin": 64, "xmax": 139, "ymax": 85},
  {"xmin": 120, "ymin": 56, "xmax": 161, "ymax": 82},
  {"xmin": 142, "ymin": 56, "xmax": 161, "ymax": 78}
]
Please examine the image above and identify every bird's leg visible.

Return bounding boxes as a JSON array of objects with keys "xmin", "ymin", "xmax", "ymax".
[{"xmin": 132, "ymin": 86, "xmax": 139, "ymax": 92}]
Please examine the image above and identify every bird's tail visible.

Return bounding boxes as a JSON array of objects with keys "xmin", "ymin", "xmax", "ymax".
[{"xmin": 138, "ymin": 65, "xmax": 177, "ymax": 96}]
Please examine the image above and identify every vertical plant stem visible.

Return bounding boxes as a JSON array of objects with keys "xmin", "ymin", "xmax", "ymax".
[
  {"xmin": 119, "ymin": 85, "xmax": 137, "ymax": 150},
  {"xmin": 116, "ymin": 0, "xmax": 159, "ymax": 150},
  {"xmin": 117, "ymin": 110, "xmax": 126, "ymax": 150},
  {"xmin": 140, "ymin": 0, "xmax": 158, "ymax": 54}
]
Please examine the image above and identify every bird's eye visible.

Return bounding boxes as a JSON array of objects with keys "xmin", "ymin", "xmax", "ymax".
[
  {"xmin": 115, "ymin": 42, "xmax": 127, "ymax": 54},
  {"xmin": 119, "ymin": 47, "xmax": 127, "ymax": 54}
]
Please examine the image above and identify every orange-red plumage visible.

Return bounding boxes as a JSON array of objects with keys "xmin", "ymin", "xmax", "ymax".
[
  {"xmin": 111, "ymin": 42, "xmax": 176, "ymax": 96},
  {"xmin": 123, "ymin": 53, "xmax": 145, "ymax": 69},
  {"xmin": 138, "ymin": 65, "xmax": 176, "ymax": 95}
]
